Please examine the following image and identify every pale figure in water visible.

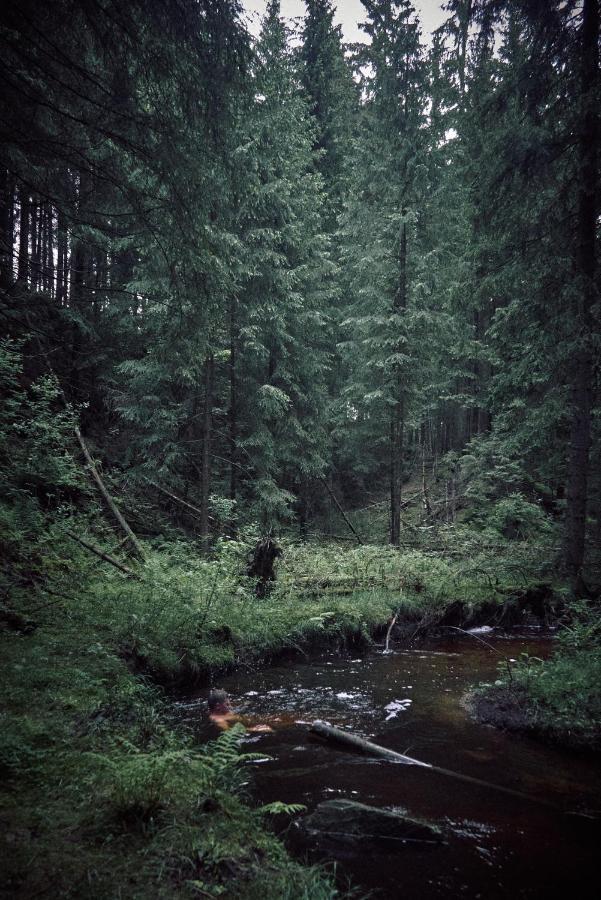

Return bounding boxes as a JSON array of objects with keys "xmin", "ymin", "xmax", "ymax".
[{"xmin": 208, "ymin": 689, "xmax": 273, "ymax": 732}]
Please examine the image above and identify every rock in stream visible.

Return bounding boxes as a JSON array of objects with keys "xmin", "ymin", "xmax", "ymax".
[{"xmin": 298, "ymin": 799, "xmax": 442, "ymax": 849}]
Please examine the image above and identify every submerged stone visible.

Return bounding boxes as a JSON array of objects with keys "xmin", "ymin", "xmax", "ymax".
[{"xmin": 298, "ymin": 798, "xmax": 442, "ymax": 848}]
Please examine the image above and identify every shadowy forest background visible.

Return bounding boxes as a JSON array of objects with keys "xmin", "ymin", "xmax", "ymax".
[
  {"xmin": 1, "ymin": 0, "xmax": 599, "ymax": 594},
  {"xmin": 1, "ymin": 1, "xmax": 600, "ymax": 897}
]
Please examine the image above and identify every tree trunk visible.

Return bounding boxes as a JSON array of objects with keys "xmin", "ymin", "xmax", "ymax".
[
  {"xmin": 563, "ymin": 0, "xmax": 598, "ymax": 589},
  {"xmin": 0, "ymin": 168, "xmax": 14, "ymax": 287},
  {"xmin": 69, "ymin": 175, "xmax": 90, "ymax": 402},
  {"xmin": 228, "ymin": 296, "xmax": 238, "ymax": 535},
  {"xmin": 200, "ymin": 354, "xmax": 214, "ymax": 554},
  {"xmin": 69, "ymin": 232, "xmax": 87, "ymax": 399},
  {"xmin": 390, "ymin": 220, "xmax": 407, "ymax": 546},
  {"xmin": 75, "ymin": 426, "xmax": 145, "ymax": 561},
  {"xmin": 17, "ymin": 186, "xmax": 30, "ymax": 284},
  {"xmin": 310, "ymin": 721, "xmax": 566, "ymax": 809},
  {"xmin": 42, "ymin": 203, "xmax": 52, "ymax": 294},
  {"xmin": 56, "ymin": 211, "xmax": 68, "ymax": 305},
  {"xmin": 457, "ymin": 0, "xmax": 473, "ymax": 96},
  {"xmin": 30, "ymin": 201, "xmax": 40, "ymax": 291}
]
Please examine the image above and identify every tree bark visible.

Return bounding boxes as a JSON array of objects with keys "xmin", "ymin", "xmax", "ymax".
[
  {"xmin": 228, "ymin": 296, "xmax": 238, "ymax": 536},
  {"xmin": 563, "ymin": 0, "xmax": 599, "ymax": 589},
  {"xmin": 390, "ymin": 220, "xmax": 407, "ymax": 546},
  {"xmin": 65, "ymin": 530, "xmax": 138, "ymax": 577},
  {"xmin": 17, "ymin": 186, "xmax": 30, "ymax": 285},
  {"xmin": 0, "ymin": 168, "xmax": 14, "ymax": 287},
  {"xmin": 200, "ymin": 354, "xmax": 214, "ymax": 553},
  {"xmin": 310, "ymin": 721, "xmax": 566, "ymax": 809},
  {"xmin": 75, "ymin": 426, "xmax": 145, "ymax": 561},
  {"xmin": 56, "ymin": 211, "xmax": 68, "ymax": 305}
]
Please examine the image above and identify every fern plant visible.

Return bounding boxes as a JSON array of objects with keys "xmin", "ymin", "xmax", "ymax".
[{"xmin": 258, "ymin": 801, "xmax": 307, "ymax": 816}]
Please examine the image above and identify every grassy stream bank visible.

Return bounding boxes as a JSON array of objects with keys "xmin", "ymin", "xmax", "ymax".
[{"xmin": 0, "ymin": 533, "xmax": 592, "ymax": 898}]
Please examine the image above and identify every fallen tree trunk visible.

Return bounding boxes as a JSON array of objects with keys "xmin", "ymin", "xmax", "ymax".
[
  {"xmin": 309, "ymin": 721, "xmax": 567, "ymax": 810},
  {"xmin": 22, "ymin": 313, "xmax": 145, "ymax": 565},
  {"xmin": 66, "ymin": 531, "xmax": 138, "ymax": 578},
  {"xmin": 145, "ymin": 478, "xmax": 214, "ymax": 522},
  {"xmin": 310, "ymin": 721, "xmax": 429, "ymax": 766},
  {"xmin": 75, "ymin": 427, "xmax": 145, "ymax": 562},
  {"xmin": 319, "ymin": 477, "xmax": 363, "ymax": 545}
]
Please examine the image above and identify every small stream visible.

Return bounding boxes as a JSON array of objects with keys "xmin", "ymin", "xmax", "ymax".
[{"xmin": 175, "ymin": 631, "xmax": 601, "ymax": 899}]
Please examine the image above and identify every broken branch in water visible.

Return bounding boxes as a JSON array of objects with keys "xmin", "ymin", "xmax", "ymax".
[{"xmin": 384, "ymin": 606, "xmax": 401, "ymax": 653}]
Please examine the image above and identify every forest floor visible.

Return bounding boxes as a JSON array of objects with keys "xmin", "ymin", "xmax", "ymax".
[{"xmin": 0, "ymin": 529, "xmax": 596, "ymax": 898}]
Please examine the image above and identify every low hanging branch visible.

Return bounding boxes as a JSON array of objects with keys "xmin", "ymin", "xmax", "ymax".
[
  {"xmin": 75, "ymin": 427, "xmax": 145, "ymax": 562},
  {"xmin": 320, "ymin": 477, "xmax": 363, "ymax": 545},
  {"xmin": 65, "ymin": 531, "xmax": 138, "ymax": 577}
]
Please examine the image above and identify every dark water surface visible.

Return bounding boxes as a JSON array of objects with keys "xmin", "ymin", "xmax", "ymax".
[{"xmin": 175, "ymin": 632, "xmax": 601, "ymax": 899}]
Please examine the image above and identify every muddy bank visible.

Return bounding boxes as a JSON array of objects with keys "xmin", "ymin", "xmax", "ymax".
[
  {"xmin": 125, "ymin": 584, "xmax": 562, "ymax": 690},
  {"xmin": 467, "ymin": 683, "xmax": 601, "ymax": 754},
  {"xmin": 122, "ymin": 614, "xmax": 380, "ymax": 689}
]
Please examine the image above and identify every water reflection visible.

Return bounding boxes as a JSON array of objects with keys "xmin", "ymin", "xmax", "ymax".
[{"xmin": 174, "ymin": 631, "xmax": 601, "ymax": 899}]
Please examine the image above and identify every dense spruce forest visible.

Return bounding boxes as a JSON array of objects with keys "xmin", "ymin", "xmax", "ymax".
[{"xmin": 1, "ymin": 1, "xmax": 600, "ymax": 898}]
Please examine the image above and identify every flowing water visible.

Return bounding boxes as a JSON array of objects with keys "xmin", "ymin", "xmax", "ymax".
[{"xmin": 175, "ymin": 631, "xmax": 601, "ymax": 899}]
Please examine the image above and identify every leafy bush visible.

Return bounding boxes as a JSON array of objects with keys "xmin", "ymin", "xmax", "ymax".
[
  {"xmin": 479, "ymin": 599, "xmax": 601, "ymax": 749},
  {"xmin": 0, "ymin": 339, "xmax": 86, "ymax": 603},
  {"xmin": 483, "ymin": 493, "xmax": 556, "ymax": 541},
  {"xmin": 99, "ymin": 724, "xmax": 265, "ymax": 827}
]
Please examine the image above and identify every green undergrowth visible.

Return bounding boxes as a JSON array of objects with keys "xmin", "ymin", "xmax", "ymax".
[
  {"xmin": 472, "ymin": 601, "xmax": 601, "ymax": 751},
  {"xmin": 0, "ymin": 613, "xmax": 339, "ymax": 899},
  {"xmin": 70, "ymin": 528, "xmax": 551, "ymax": 684},
  {"xmin": 1, "ymin": 525, "xmax": 559, "ymax": 897},
  {"xmin": 82, "ymin": 541, "xmax": 399, "ymax": 684}
]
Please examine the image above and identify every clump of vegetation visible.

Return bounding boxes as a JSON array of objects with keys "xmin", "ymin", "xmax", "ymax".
[
  {"xmin": 0, "ymin": 613, "xmax": 340, "ymax": 899},
  {"xmin": 471, "ymin": 601, "xmax": 601, "ymax": 750}
]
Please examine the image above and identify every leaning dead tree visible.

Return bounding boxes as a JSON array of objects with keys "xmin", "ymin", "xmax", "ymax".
[{"xmin": 75, "ymin": 427, "xmax": 145, "ymax": 562}]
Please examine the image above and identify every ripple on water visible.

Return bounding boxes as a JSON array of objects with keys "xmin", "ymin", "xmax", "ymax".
[{"xmin": 173, "ymin": 636, "xmax": 601, "ymax": 900}]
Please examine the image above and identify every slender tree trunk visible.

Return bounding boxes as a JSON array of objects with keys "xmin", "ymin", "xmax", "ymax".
[
  {"xmin": 228, "ymin": 296, "xmax": 238, "ymax": 535},
  {"xmin": 30, "ymin": 201, "xmax": 38, "ymax": 290},
  {"xmin": 42, "ymin": 203, "xmax": 51, "ymax": 293},
  {"xmin": 0, "ymin": 168, "xmax": 14, "ymax": 287},
  {"xmin": 69, "ymin": 174, "xmax": 90, "ymax": 402},
  {"xmin": 33, "ymin": 201, "xmax": 43, "ymax": 291},
  {"xmin": 473, "ymin": 307, "xmax": 491, "ymax": 434},
  {"xmin": 563, "ymin": 0, "xmax": 599, "ymax": 589},
  {"xmin": 200, "ymin": 354, "xmax": 214, "ymax": 553},
  {"xmin": 70, "ymin": 232, "xmax": 87, "ymax": 399},
  {"xmin": 390, "ymin": 220, "xmax": 407, "ymax": 546},
  {"xmin": 457, "ymin": 0, "xmax": 473, "ymax": 95},
  {"xmin": 17, "ymin": 186, "xmax": 30, "ymax": 284},
  {"xmin": 56, "ymin": 211, "xmax": 67, "ymax": 305}
]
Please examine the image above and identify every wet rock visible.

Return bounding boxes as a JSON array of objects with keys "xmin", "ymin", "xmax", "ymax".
[
  {"xmin": 466, "ymin": 686, "xmax": 535, "ymax": 732},
  {"xmin": 298, "ymin": 799, "xmax": 442, "ymax": 848}
]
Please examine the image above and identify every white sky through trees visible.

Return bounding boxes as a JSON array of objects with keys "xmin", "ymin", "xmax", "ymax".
[{"xmin": 242, "ymin": 0, "xmax": 448, "ymax": 43}]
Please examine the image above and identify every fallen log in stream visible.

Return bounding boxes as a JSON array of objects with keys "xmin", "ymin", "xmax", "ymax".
[{"xmin": 309, "ymin": 721, "xmax": 587, "ymax": 815}]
